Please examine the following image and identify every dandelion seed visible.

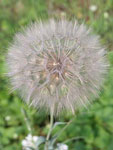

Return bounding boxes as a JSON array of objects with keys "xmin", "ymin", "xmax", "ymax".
[{"xmin": 7, "ymin": 19, "xmax": 108, "ymax": 115}]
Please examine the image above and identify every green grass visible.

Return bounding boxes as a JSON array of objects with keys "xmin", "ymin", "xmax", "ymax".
[{"xmin": 0, "ymin": 0, "xmax": 113, "ymax": 150}]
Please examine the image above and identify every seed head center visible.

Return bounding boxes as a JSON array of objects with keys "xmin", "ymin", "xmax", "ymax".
[{"xmin": 47, "ymin": 58, "xmax": 63, "ymax": 73}]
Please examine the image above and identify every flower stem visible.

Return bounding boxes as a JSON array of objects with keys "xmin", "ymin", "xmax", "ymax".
[
  {"xmin": 44, "ymin": 106, "xmax": 54, "ymax": 150},
  {"xmin": 21, "ymin": 108, "xmax": 32, "ymax": 134}
]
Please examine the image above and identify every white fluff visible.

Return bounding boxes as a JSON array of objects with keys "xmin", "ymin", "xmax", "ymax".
[{"xmin": 7, "ymin": 19, "xmax": 108, "ymax": 115}]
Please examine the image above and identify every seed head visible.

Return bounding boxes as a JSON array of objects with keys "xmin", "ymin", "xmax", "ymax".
[{"xmin": 7, "ymin": 19, "xmax": 108, "ymax": 115}]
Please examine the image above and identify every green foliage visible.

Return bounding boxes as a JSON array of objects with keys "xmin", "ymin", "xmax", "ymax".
[{"xmin": 0, "ymin": 0, "xmax": 113, "ymax": 149}]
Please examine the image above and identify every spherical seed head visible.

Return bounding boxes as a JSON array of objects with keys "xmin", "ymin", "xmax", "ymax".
[{"xmin": 7, "ymin": 19, "xmax": 108, "ymax": 115}]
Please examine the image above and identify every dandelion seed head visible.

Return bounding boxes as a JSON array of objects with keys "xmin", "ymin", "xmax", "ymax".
[
  {"xmin": 89, "ymin": 5, "xmax": 97, "ymax": 12},
  {"xmin": 104, "ymin": 12, "xmax": 109, "ymax": 19},
  {"xmin": 7, "ymin": 19, "xmax": 108, "ymax": 115}
]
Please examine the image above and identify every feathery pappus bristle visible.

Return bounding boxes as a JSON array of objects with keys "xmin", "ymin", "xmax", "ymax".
[{"xmin": 6, "ymin": 19, "xmax": 108, "ymax": 115}]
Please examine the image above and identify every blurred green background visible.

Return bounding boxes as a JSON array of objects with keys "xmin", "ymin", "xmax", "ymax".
[{"xmin": 0, "ymin": 0, "xmax": 113, "ymax": 149}]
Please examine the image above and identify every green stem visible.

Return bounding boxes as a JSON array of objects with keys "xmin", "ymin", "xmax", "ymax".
[
  {"xmin": 21, "ymin": 108, "xmax": 32, "ymax": 134},
  {"xmin": 44, "ymin": 106, "xmax": 54, "ymax": 150}
]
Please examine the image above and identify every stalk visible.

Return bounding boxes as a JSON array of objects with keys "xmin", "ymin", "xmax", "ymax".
[{"xmin": 44, "ymin": 106, "xmax": 54, "ymax": 150}]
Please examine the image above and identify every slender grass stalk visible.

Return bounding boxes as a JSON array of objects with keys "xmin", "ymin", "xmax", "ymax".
[{"xmin": 64, "ymin": 136, "xmax": 84, "ymax": 144}]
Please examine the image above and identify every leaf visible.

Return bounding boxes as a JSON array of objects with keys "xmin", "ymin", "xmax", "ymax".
[
  {"xmin": 52, "ymin": 122, "xmax": 66, "ymax": 130},
  {"xmin": 36, "ymin": 136, "xmax": 45, "ymax": 147}
]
